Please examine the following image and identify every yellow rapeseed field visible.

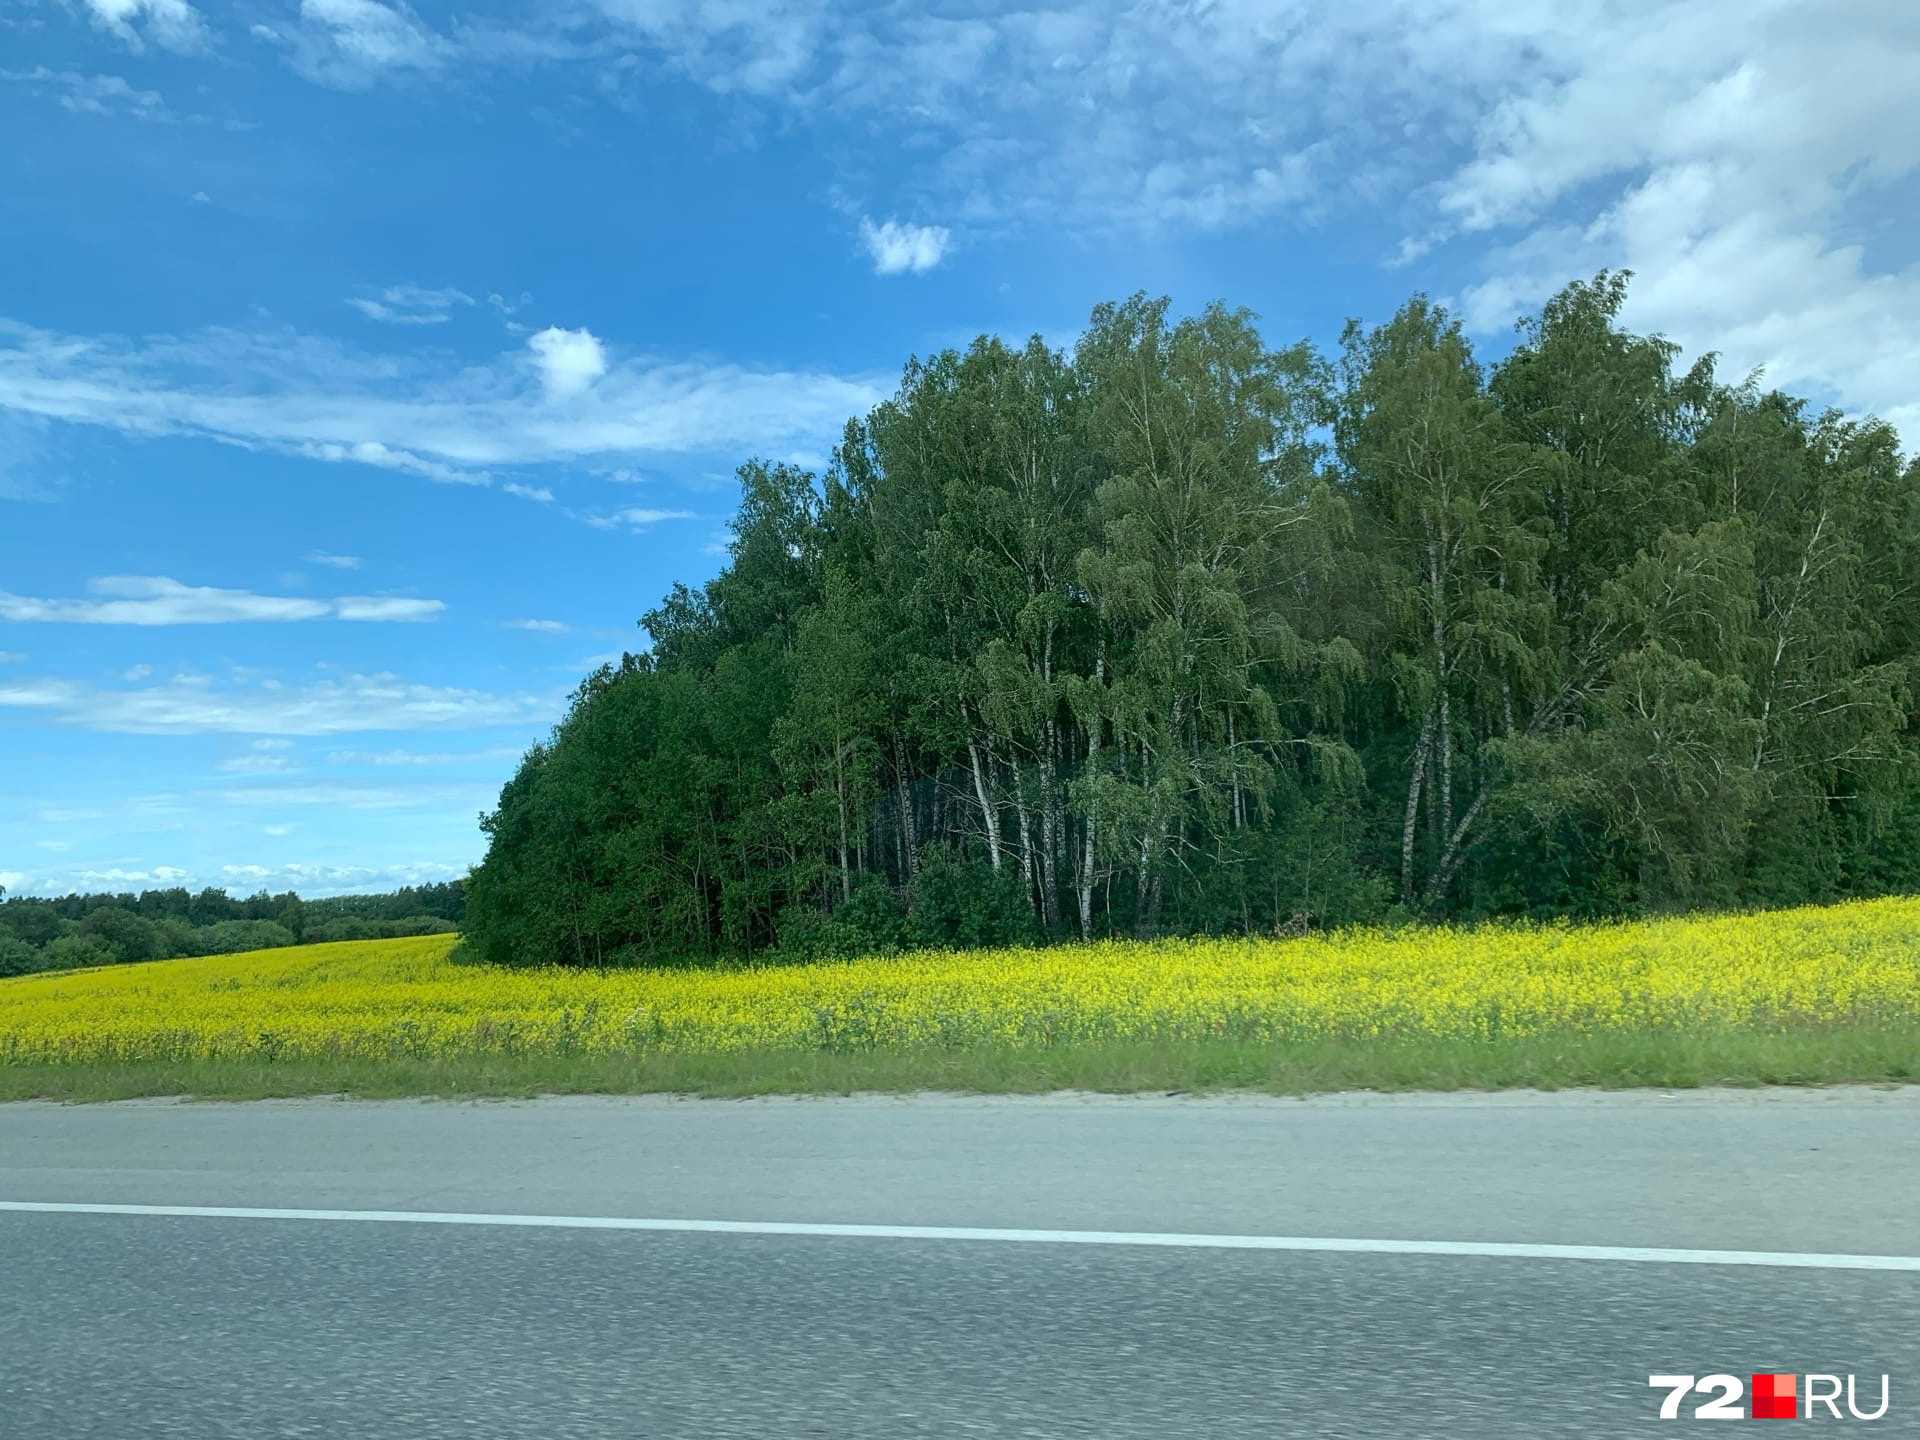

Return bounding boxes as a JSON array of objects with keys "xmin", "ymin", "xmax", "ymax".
[{"xmin": 4, "ymin": 898, "xmax": 1920, "ymax": 1064}]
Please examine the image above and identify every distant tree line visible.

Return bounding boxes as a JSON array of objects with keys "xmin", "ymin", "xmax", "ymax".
[
  {"xmin": 0, "ymin": 882, "xmax": 465, "ymax": 977},
  {"xmin": 462, "ymin": 273, "xmax": 1920, "ymax": 968}
]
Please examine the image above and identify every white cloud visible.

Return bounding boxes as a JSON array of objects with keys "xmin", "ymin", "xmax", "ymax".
[
  {"xmin": 29, "ymin": 865, "xmax": 193, "ymax": 890},
  {"xmin": 574, "ymin": 0, "xmax": 1920, "ymax": 440},
  {"xmin": 307, "ymin": 550, "xmax": 362, "ymax": 569},
  {"xmin": 506, "ymin": 618, "xmax": 570, "ymax": 633},
  {"xmin": 216, "ymin": 861, "xmax": 465, "ymax": 891},
  {"xmin": 290, "ymin": 0, "xmax": 450, "ymax": 89},
  {"xmin": 34, "ymin": 840, "xmax": 73, "ymax": 852},
  {"xmin": 1434, "ymin": 0, "xmax": 1920, "ymax": 442},
  {"xmin": 122, "ymin": 664, "xmax": 153, "ymax": 681},
  {"xmin": 576, "ymin": 506, "xmax": 696, "ymax": 531},
  {"xmin": 348, "ymin": 285, "xmax": 474, "ymax": 325},
  {"xmin": 574, "ymin": 1, "xmax": 1915, "ymax": 438},
  {"xmin": 503, "ymin": 481, "xmax": 554, "ymax": 502},
  {"xmin": 0, "ymin": 319, "xmax": 886, "ymax": 482},
  {"xmin": 1, "ymin": 67, "xmax": 173, "ymax": 121},
  {"xmin": 295, "ymin": 440, "xmax": 481, "ymax": 484},
  {"xmin": 0, "ymin": 651, "xmax": 21, "ymax": 663},
  {"xmin": 218, "ymin": 752, "xmax": 294, "ymax": 774},
  {"xmin": 0, "ymin": 669, "xmax": 560, "ymax": 735},
  {"xmin": 580, "ymin": 5, "xmax": 1343, "ymax": 233},
  {"xmin": 82, "ymin": 0, "xmax": 208, "ymax": 54},
  {"xmin": 11, "ymin": 2, "xmax": 1912, "ymax": 457},
  {"xmin": 527, "ymin": 326, "xmax": 607, "ymax": 399},
  {"xmin": 262, "ymin": 824, "xmax": 294, "ymax": 836},
  {"xmin": 332, "ymin": 595, "xmax": 446, "ymax": 621},
  {"xmin": 326, "ymin": 745, "xmax": 523, "ymax": 766},
  {"xmin": 0, "ymin": 576, "xmax": 443, "ymax": 625},
  {"xmin": 858, "ymin": 217, "xmax": 950, "ymax": 276},
  {"xmin": 0, "ymin": 860, "xmax": 465, "ymax": 899}
]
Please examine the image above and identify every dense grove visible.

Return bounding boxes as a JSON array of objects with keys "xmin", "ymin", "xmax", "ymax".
[
  {"xmin": 465, "ymin": 273, "xmax": 1920, "ymax": 968},
  {"xmin": 0, "ymin": 882, "xmax": 465, "ymax": 977}
]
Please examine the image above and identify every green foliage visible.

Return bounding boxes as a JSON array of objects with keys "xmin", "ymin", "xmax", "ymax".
[
  {"xmin": 899, "ymin": 848, "xmax": 1045, "ymax": 951},
  {"xmin": 0, "ymin": 930, "xmax": 47, "ymax": 978},
  {"xmin": 0, "ymin": 883, "xmax": 466, "ymax": 977},
  {"xmin": 777, "ymin": 874, "xmax": 907, "ymax": 963},
  {"xmin": 461, "ymin": 273, "xmax": 1919, "ymax": 966}
]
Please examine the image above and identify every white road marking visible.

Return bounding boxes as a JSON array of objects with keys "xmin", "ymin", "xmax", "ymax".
[{"xmin": 2, "ymin": 1199, "xmax": 1917, "ymax": 1272}]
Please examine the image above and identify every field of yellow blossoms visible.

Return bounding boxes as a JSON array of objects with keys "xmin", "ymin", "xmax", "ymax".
[{"xmin": 4, "ymin": 898, "xmax": 1920, "ymax": 1064}]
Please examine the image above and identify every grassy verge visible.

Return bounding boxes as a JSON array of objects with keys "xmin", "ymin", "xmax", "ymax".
[{"xmin": 4, "ymin": 1027, "xmax": 1916, "ymax": 1102}]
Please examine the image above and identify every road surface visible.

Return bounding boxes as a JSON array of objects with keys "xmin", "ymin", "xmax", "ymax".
[{"xmin": 2, "ymin": 1088, "xmax": 1915, "ymax": 1437}]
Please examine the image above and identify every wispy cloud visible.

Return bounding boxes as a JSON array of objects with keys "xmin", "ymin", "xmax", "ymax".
[
  {"xmin": 81, "ymin": 0, "xmax": 208, "ymax": 55},
  {"xmin": 858, "ymin": 217, "xmax": 950, "ymax": 276},
  {"xmin": 1429, "ymin": 0, "xmax": 1920, "ymax": 443},
  {"xmin": 337, "ymin": 0, "xmax": 1915, "ymax": 442},
  {"xmin": 295, "ymin": 440, "xmax": 482, "ymax": 484},
  {"xmin": 217, "ymin": 752, "xmax": 295, "ymax": 774},
  {"xmin": 281, "ymin": 0, "xmax": 452, "ymax": 89},
  {"xmin": 505, "ymin": 618, "xmax": 570, "ymax": 633},
  {"xmin": 0, "ymin": 318, "xmax": 887, "ymax": 483},
  {"xmin": 306, "ymin": 550, "xmax": 361, "ymax": 569},
  {"xmin": 0, "ymin": 576, "xmax": 443, "ymax": 625},
  {"xmin": 215, "ymin": 860, "xmax": 466, "ymax": 892},
  {"xmin": 348, "ymin": 284, "xmax": 474, "ymax": 325},
  {"xmin": 325, "ymin": 745, "xmax": 524, "ymax": 766},
  {"xmin": 0, "ymin": 859, "xmax": 467, "ymax": 898},
  {"xmin": 0, "ymin": 669, "xmax": 559, "ymax": 736},
  {"xmin": 1, "ymin": 67, "xmax": 174, "ymax": 120},
  {"xmin": 575, "ymin": 506, "xmax": 696, "ymax": 531}
]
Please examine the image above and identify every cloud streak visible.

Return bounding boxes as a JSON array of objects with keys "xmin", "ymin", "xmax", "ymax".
[
  {"xmin": 0, "ymin": 669, "xmax": 560, "ymax": 735},
  {"xmin": 82, "ymin": 0, "xmax": 208, "ymax": 54},
  {"xmin": 348, "ymin": 285, "xmax": 475, "ymax": 325},
  {"xmin": 1, "ymin": 67, "xmax": 174, "ymax": 121},
  {"xmin": 0, "ymin": 576, "xmax": 443, "ymax": 625},
  {"xmin": 0, "ymin": 318, "xmax": 888, "ymax": 483},
  {"xmin": 0, "ymin": 860, "xmax": 468, "ymax": 899}
]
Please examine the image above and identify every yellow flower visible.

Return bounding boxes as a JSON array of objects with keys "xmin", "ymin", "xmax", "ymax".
[{"xmin": 3, "ymin": 898, "xmax": 1918, "ymax": 1063}]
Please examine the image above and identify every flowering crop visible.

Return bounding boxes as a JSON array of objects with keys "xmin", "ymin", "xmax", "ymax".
[{"xmin": 4, "ymin": 898, "xmax": 1919, "ymax": 1064}]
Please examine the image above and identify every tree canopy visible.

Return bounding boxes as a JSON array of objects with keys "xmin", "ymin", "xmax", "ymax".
[{"xmin": 463, "ymin": 274, "xmax": 1920, "ymax": 966}]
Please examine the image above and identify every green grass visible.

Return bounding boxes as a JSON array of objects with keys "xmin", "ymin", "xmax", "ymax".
[{"xmin": 4, "ymin": 1027, "xmax": 1916, "ymax": 1102}]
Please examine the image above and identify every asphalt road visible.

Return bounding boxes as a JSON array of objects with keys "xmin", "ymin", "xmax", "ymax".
[{"xmin": 2, "ymin": 1089, "xmax": 1916, "ymax": 1438}]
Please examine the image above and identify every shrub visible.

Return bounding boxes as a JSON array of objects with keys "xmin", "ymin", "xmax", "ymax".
[
  {"xmin": 778, "ymin": 874, "xmax": 907, "ymax": 962},
  {"xmin": 191, "ymin": 920, "xmax": 297, "ymax": 955},
  {"xmin": 43, "ymin": 933, "xmax": 115, "ymax": 972},
  {"xmin": 900, "ymin": 848, "xmax": 1044, "ymax": 951},
  {"xmin": 0, "ymin": 931, "xmax": 45, "ymax": 978}
]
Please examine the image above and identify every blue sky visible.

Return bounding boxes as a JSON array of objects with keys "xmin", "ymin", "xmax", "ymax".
[{"xmin": 2, "ymin": 0, "xmax": 1915, "ymax": 897}]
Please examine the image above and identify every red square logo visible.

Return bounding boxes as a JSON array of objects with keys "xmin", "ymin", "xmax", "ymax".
[{"xmin": 1752, "ymin": 1373, "xmax": 1797, "ymax": 1420}]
